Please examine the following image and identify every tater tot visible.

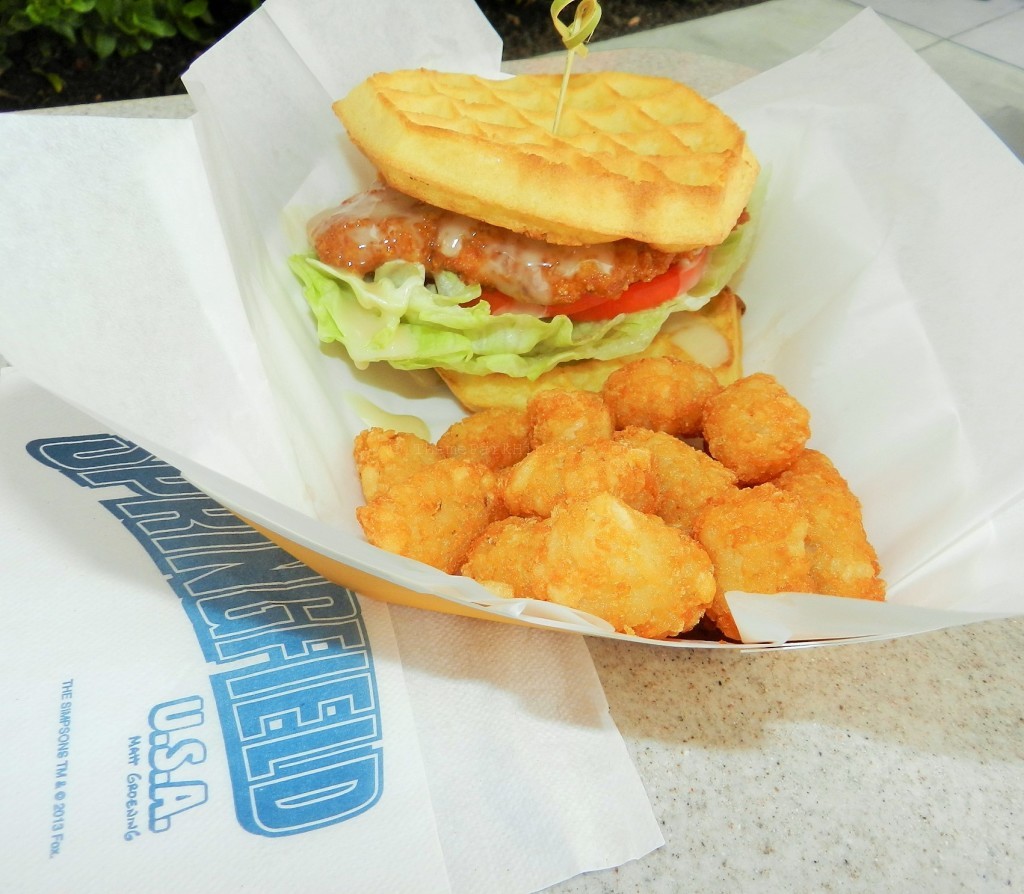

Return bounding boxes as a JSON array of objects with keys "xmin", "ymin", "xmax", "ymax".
[
  {"xmin": 526, "ymin": 389, "xmax": 614, "ymax": 447},
  {"xmin": 772, "ymin": 449, "xmax": 885, "ymax": 600},
  {"xmin": 356, "ymin": 458, "xmax": 506, "ymax": 574},
  {"xmin": 693, "ymin": 484, "xmax": 814, "ymax": 640},
  {"xmin": 461, "ymin": 516, "xmax": 551, "ymax": 599},
  {"xmin": 542, "ymin": 493, "xmax": 716, "ymax": 638},
  {"xmin": 701, "ymin": 372, "xmax": 811, "ymax": 485},
  {"xmin": 602, "ymin": 356, "xmax": 722, "ymax": 437},
  {"xmin": 353, "ymin": 427, "xmax": 441, "ymax": 502},
  {"xmin": 614, "ymin": 426, "xmax": 738, "ymax": 533},
  {"xmin": 501, "ymin": 439, "xmax": 659, "ymax": 517},
  {"xmin": 436, "ymin": 407, "xmax": 531, "ymax": 470}
]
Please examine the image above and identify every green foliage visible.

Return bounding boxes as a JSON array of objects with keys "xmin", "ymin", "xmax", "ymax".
[{"xmin": 0, "ymin": 0, "xmax": 261, "ymax": 78}]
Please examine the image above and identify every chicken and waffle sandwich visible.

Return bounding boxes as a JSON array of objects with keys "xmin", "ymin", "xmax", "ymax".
[{"xmin": 291, "ymin": 67, "xmax": 762, "ymax": 410}]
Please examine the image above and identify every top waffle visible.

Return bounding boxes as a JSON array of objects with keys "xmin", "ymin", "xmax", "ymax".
[{"xmin": 334, "ymin": 68, "xmax": 759, "ymax": 252}]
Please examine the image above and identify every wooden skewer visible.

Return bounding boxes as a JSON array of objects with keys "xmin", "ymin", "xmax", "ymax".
[{"xmin": 549, "ymin": 0, "xmax": 602, "ymax": 135}]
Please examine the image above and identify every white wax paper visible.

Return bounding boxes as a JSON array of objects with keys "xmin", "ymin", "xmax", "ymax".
[
  {"xmin": 713, "ymin": 11, "xmax": 1024, "ymax": 638},
  {"xmin": 0, "ymin": 5, "xmax": 1022, "ymax": 651}
]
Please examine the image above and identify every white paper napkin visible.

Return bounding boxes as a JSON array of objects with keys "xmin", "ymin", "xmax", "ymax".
[{"xmin": 0, "ymin": 368, "xmax": 662, "ymax": 892}]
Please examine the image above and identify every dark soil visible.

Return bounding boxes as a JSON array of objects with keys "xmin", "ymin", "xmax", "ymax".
[
  {"xmin": 1, "ymin": 33, "xmax": 218, "ymax": 111},
  {"xmin": 474, "ymin": 0, "xmax": 765, "ymax": 60},
  {"xmin": 0, "ymin": 1, "xmax": 764, "ymax": 113}
]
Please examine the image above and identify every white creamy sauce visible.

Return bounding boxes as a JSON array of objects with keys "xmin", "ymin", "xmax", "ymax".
[
  {"xmin": 344, "ymin": 393, "xmax": 431, "ymax": 441},
  {"xmin": 664, "ymin": 316, "xmax": 731, "ymax": 368},
  {"xmin": 312, "ymin": 184, "xmax": 625, "ymax": 304},
  {"xmin": 435, "ymin": 221, "xmax": 465, "ymax": 258}
]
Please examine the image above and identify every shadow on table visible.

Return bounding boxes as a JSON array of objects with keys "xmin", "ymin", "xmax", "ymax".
[{"xmin": 586, "ymin": 622, "xmax": 1024, "ymax": 762}]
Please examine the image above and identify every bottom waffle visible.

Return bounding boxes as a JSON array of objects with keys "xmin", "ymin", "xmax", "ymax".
[{"xmin": 438, "ymin": 288, "xmax": 743, "ymax": 412}]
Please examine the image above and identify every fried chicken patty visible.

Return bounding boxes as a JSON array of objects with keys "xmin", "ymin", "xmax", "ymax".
[{"xmin": 310, "ymin": 184, "xmax": 688, "ymax": 306}]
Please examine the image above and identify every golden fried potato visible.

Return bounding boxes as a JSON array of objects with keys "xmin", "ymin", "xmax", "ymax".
[
  {"xmin": 614, "ymin": 427, "xmax": 737, "ymax": 532},
  {"xmin": 436, "ymin": 407, "xmax": 531, "ymax": 470},
  {"xmin": 356, "ymin": 458, "xmax": 506, "ymax": 574},
  {"xmin": 602, "ymin": 356, "xmax": 722, "ymax": 437},
  {"xmin": 526, "ymin": 389, "xmax": 613, "ymax": 448},
  {"xmin": 542, "ymin": 493, "xmax": 716, "ymax": 638},
  {"xmin": 350, "ymin": 364, "xmax": 884, "ymax": 643},
  {"xmin": 353, "ymin": 427, "xmax": 441, "ymax": 502},
  {"xmin": 461, "ymin": 516, "xmax": 550, "ymax": 599},
  {"xmin": 701, "ymin": 372, "xmax": 811, "ymax": 485},
  {"xmin": 693, "ymin": 484, "xmax": 814, "ymax": 640},
  {"xmin": 772, "ymin": 450, "xmax": 885, "ymax": 601},
  {"xmin": 501, "ymin": 440, "xmax": 658, "ymax": 517}
]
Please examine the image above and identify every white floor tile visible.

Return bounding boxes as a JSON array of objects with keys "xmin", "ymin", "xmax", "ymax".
[
  {"xmin": 848, "ymin": 0, "xmax": 1024, "ymax": 38},
  {"xmin": 589, "ymin": 0, "xmax": 938, "ymax": 72},
  {"xmin": 919, "ymin": 38, "xmax": 1024, "ymax": 156},
  {"xmin": 955, "ymin": 8, "xmax": 1024, "ymax": 67}
]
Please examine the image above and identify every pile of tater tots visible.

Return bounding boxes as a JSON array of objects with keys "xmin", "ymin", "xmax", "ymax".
[{"xmin": 354, "ymin": 357, "xmax": 884, "ymax": 641}]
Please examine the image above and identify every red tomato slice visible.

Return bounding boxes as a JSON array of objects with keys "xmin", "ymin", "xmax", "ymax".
[
  {"xmin": 567, "ymin": 266, "xmax": 685, "ymax": 322},
  {"xmin": 562, "ymin": 248, "xmax": 710, "ymax": 322},
  {"xmin": 469, "ymin": 249, "xmax": 710, "ymax": 322},
  {"xmin": 474, "ymin": 287, "xmax": 614, "ymax": 317},
  {"xmin": 474, "ymin": 290, "xmax": 556, "ymax": 317}
]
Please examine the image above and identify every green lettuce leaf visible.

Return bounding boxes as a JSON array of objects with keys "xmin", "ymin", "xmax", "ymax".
[{"xmin": 290, "ymin": 190, "xmax": 761, "ymax": 381}]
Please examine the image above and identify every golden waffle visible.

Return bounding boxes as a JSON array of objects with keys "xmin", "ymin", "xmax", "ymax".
[
  {"xmin": 437, "ymin": 287, "xmax": 744, "ymax": 412},
  {"xmin": 335, "ymin": 69, "xmax": 759, "ymax": 252}
]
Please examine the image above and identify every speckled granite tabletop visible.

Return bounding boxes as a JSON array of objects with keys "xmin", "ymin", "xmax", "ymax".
[{"xmin": 554, "ymin": 619, "xmax": 1024, "ymax": 892}]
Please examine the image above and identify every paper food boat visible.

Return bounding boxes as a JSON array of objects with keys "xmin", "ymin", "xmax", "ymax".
[{"xmin": 1, "ymin": 0, "xmax": 1022, "ymax": 648}]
